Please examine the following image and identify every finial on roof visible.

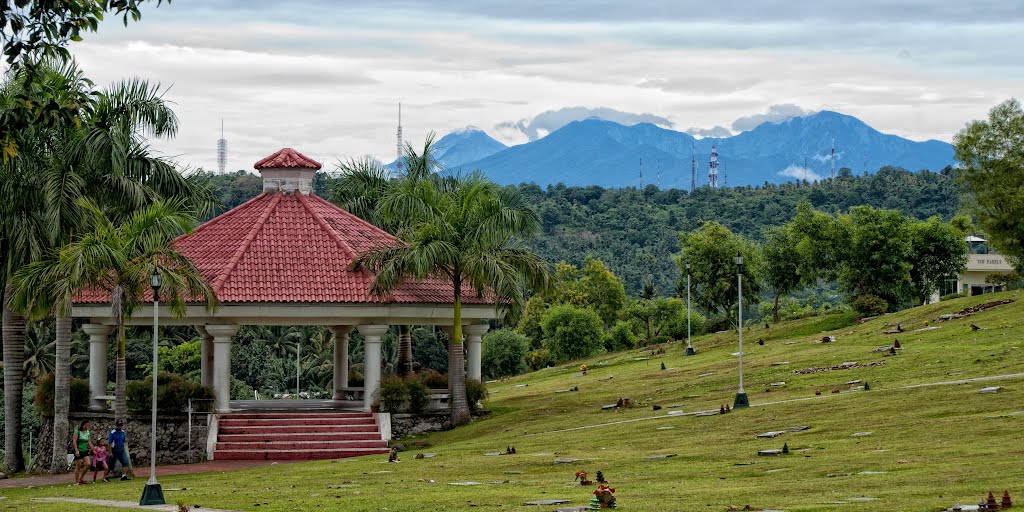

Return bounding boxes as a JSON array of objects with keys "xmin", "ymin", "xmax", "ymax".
[{"xmin": 254, "ymin": 148, "xmax": 322, "ymax": 195}]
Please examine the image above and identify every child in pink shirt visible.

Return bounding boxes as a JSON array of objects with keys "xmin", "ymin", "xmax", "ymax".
[{"xmin": 92, "ymin": 438, "xmax": 110, "ymax": 482}]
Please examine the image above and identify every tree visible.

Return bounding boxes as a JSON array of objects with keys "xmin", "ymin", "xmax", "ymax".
[
  {"xmin": 954, "ymin": 99, "xmax": 1024, "ymax": 271},
  {"xmin": 909, "ymin": 216, "xmax": 968, "ymax": 304},
  {"xmin": 839, "ymin": 206, "xmax": 914, "ymax": 309},
  {"xmin": 480, "ymin": 329, "xmax": 529, "ymax": 379},
  {"xmin": 622, "ymin": 297, "xmax": 684, "ymax": 343},
  {"xmin": 540, "ymin": 304, "xmax": 603, "ymax": 362},
  {"xmin": 761, "ymin": 225, "xmax": 803, "ymax": 322},
  {"xmin": 356, "ymin": 171, "xmax": 549, "ymax": 426},
  {"xmin": 675, "ymin": 221, "xmax": 760, "ymax": 323},
  {"xmin": 579, "ymin": 257, "xmax": 627, "ymax": 329},
  {"xmin": 515, "ymin": 295, "xmax": 546, "ymax": 350}
]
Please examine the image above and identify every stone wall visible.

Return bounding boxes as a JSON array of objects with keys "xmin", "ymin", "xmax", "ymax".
[
  {"xmin": 60, "ymin": 412, "xmax": 210, "ymax": 467},
  {"xmin": 390, "ymin": 412, "xmax": 449, "ymax": 439}
]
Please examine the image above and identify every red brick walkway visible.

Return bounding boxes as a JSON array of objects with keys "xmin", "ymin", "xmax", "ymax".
[{"xmin": 0, "ymin": 460, "xmax": 291, "ymax": 489}]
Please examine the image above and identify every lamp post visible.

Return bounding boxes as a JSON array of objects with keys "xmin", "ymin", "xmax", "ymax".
[
  {"xmin": 141, "ymin": 269, "xmax": 165, "ymax": 505},
  {"xmin": 685, "ymin": 263, "xmax": 695, "ymax": 356},
  {"xmin": 733, "ymin": 255, "xmax": 749, "ymax": 408}
]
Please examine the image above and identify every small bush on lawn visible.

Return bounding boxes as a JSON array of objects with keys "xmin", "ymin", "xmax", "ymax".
[
  {"xmin": 481, "ymin": 329, "xmax": 530, "ymax": 379},
  {"xmin": 377, "ymin": 376, "xmax": 408, "ymax": 413},
  {"xmin": 851, "ymin": 294, "xmax": 889, "ymax": 316},
  {"xmin": 34, "ymin": 372, "xmax": 91, "ymax": 417},
  {"xmin": 406, "ymin": 379, "xmax": 431, "ymax": 416},
  {"xmin": 466, "ymin": 379, "xmax": 488, "ymax": 413},
  {"xmin": 603, "ymin": 321, "xmax": 638, "ymax": 352},
  {"xmin": 417, "ymin": 369, "xmax": 448, "ymax": 389}
]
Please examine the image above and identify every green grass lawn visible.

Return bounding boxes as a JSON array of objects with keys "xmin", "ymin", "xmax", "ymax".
[{"xmin": 2, "ymin": 290, "xmax": 1023, "ymax": 511}]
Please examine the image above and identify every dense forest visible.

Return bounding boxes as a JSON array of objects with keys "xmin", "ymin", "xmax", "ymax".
[{"xmin": 201, "ymin": 166, "xmax": 961, "ymax": 296}]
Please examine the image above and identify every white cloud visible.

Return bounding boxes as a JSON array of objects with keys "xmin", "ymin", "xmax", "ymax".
[
  {"xmin": 495, "ymin": 107, "xmax": 674, "ymax": 142},
  {"xmin": 685, "ymin": 126, "xmax": 733, "ymax": 138},
  {"xmin": 732, "ymin": 104, "xmax": 815, "ymax": 132},
  {"xmin": 778, "ymin": 165, "xmax": 824, "ymax": 182}
]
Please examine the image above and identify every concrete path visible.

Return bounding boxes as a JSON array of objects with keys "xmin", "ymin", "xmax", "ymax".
[
  {"xmin": 0, "ymin": 460, "xmax": 291, "ymax": 490},
  {"xmin": 32, "ymin": 496, "xmax": 246, "ymax": 511},
  {"xmin": 524, "ymin": 371, "xmax": 1024, "ymax": 436}
]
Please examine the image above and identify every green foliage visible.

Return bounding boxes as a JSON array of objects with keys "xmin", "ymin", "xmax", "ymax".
[
  {"xmin": 954, "ymin": 99, "xmax": 1024, "ymax": 272},
  {"xmin": 481, "ymin": 329, "xmax": 530, "ymax": 379},
  {"xmin": 377, "ymin": 377, "xmax": 408, "ymax": 413},
  {"xmin": 663, "ymin": 308, "xmax": 706, "ymax": 339},
  {"xmin": 406, "ymin": 380, "xmax": 431, "ymax": 416},
  {"xmin": 157, "ymin": 340, "xmax": 201, "ymax": 381},
  {"xmin": 516, "ymin": 296, "xmax": 547, "ymax": 349},
  {"xmin": 540, "ymin": 304, "xmax": 604, "ymax": 362},
  {"xmin": 126, "ymin": 372, "xmax": 214, "ymax": 415},
  {"xmin": 465, "ymin": 379, "xmax": 488, "ymax": 413},
  {"xmin": 578, "ymin": 257, "xmax": 628, "ymax": 328},
  {"xmin": 411, "ymin": 326, "xmax": 448, "ymax": 373},
  {"xmin": 761, "ymin": 225, "xmax": 804, "ymax": 321},
  {"xmin": 850, "ymin": 294, "xmax": 889, "ymax": 316},
  {"xmin": 840, "ymin": 206, "xmax": 914, "ymax": 308},
  {"xmin": 623, "ymin": 297, "xmax": 686, "ymax": 343},
  {"xmin": 603, "ymin": 321, "xmax": 639, "ymax": 352},
  {"xmin": 32, "ymin": 372, "xmax": 90, "ymax": 417},
  {"xmin": 909, "ymin": 216, "xmax": 969, "ymax": 303},
  {"xmin": 676, "ymin": 221, "xmax": 760, "ymax": 321},
  {"xmin": 417, "ymin": 369, "xmax": 447, "ymax": 390},
  {"xmin": 526, "ymin": 349, "xmax": 554, "ymax": 370},
  {"xmin": 230, "ymin": 377, "xmax": 255, "ymax": 401}
]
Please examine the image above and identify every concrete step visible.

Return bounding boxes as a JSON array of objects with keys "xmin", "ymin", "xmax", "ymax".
[
  {"xmin": 215, "ymin": 439, "xmax": 388, "ymax": 451},
  {"xmin": 218, "ymin": 424, "xmax": 377, "ymax": 435},
  {"xmin": 221, "ymin": 412, "xmax": 372, "ymax": 420},
  {"xmin": 219, "ymin": 417, "xmax": 377, "ymax": 427},
  {"xmin": 217, "ymin": 431, "xmax": 384, "ymax": 443},
  {"xmin": 214, "ymin": 447, "xmax": 390, "ymax": 461}
]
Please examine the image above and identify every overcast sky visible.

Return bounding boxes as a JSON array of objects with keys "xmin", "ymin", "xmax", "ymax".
[{"xmin": 66, "ymin": 0, "xmax": 1023, "ymax": 173}]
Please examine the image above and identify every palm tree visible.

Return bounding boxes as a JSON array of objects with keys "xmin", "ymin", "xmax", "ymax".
[
  {"xmin": 331, "ymin": 136, "xmax": 441, "ymax": 378},
  {"xmin": 357, "ymin": 172, "xmax": 549, "ymax": 425},
  {"xmin": 10, "ymin": 198, "xmax": 218, "ymax": 423}
]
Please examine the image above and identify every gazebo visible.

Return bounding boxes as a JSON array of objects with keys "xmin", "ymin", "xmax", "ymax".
[{"xmin": 73, "ymin": 148, "xmax": 496, "ymax": 414}]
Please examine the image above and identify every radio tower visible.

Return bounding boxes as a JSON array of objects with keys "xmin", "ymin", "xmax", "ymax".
[
  {"xmin": 830, "ymin": 131, "xmax": 836, "ymax": 180},
  {"xmin": 639, "ymin": 157, "xmax": 644, "ymax": 189},
  {"xmin": 656, "ymin": 159, "xmax": 661, "ymax": 188},
  {"xmin": 690, "ymin": 142, "xmax": 696, "ymax": 193},
  {"xmin": 722, "ymin": 161, "xmax": 728, "ymax": 188},
  {"xmin": 396, "ymin": 103, "xmax": 404, "ymax": 174},
  {"xmin": 708, "ymin": 144, "xmax": 720, "ymax": 189},
  {"xmin": 216, "ymin": 119, "xmax": 227, "ymax": 174}
]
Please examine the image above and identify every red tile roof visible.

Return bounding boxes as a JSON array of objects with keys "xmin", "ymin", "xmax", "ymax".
[
  {"xmin": 253, "ymin": 148, "xmax": 322, "ymax": 170},
  {"xmin": 75, "ymin": 192, "xmax": 493, "ymax": 305}
]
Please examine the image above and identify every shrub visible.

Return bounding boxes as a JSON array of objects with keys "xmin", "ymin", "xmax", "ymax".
[
  {"xmin": 851, "ymin": 294, "xmax": 889, "ymax": 316},
  {"xmin": 603, "ymin": 321, "xmax": 638, "ymax": 352},
  {"xmin": 940, "ymin": 292, "xmax": 966, "ymax": 301},
  {"xmin": 663, "ymin": 310, "xmax": 706, "ymax": 340},
  {"xmin": 34, "ymin": 372, "xmax": 90, "ymax": 417},
  {"xmin": 541, "ymin": 304, "xmax": 604, "ymax": 362},
  {"xmin": 406, "ymin": 379, "xmax": 431, "ymax": 416},
  {"xmin": 526, "ymin": 349, "xmax": 554, "ymax": 370},
  {"xmin": 465, "ymin": 379, "xmax": 488, "ymax": 413},
  {"xmin": 481, "ymin": 329, "xmax": 530, "ymax": 379},
  {"xmin": 417, "ymin": 369, "xmax": 448, "ymax": 389},
  {"xmin": 348, "ymin": 368, "xmax": 364, "ymax": 387},
  {"xmin": 377, "ymin": 376, "xmax": 408, "ymax": 413},
  {"xmin": 126, "ymin": 372, "xmax": 214, "ymax": 415},
  {"xmin": 650, "ymin": 334, "xmax": 672, "ymax": 345},
  {"xmin": 703, "ymin": 316, "xmax": 733, "ymax": 333}
]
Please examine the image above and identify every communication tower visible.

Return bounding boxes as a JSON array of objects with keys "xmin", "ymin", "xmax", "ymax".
[
  {"xmin": 396, "ymin": 103, "xmax": 404, "ymax": 174},
  {"xmin": 831, "ymin": 131, "xmax": 836, "ymax": 180},
  {"xmin": 690, "ymin": 142, "xmax": 696, "ymax": 193},
  {"xmin": 708, "ymin": 144, "xmax": 720, "ymax": 189},
  {"xmin": 639, "ymin": 157, "xmax": 644, "ymax": 189},
  {"xmin": 216, "ymin": 119, "xmax": 227, "ymax": 173}
]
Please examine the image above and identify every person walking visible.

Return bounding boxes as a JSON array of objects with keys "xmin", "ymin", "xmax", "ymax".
[
  {"xmin": 72, "ymin": 420, "xmax": 93, "ymax": 485},
  {"xmin": 108, "ymin": 419, "xmax": 134, "ymax": 481},
  {"xmin": 91, "ymin": 438, "xmax": 111, "ymax": 482}
]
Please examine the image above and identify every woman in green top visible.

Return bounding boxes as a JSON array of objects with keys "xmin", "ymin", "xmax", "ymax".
[{"xmin": 72, "ymin": 420, "xmax": 93, "ymax": 485}]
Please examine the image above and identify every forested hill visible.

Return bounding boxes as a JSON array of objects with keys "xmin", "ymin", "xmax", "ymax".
[{"xmin": 199, "ymin": 166, "xmax": 961, "ymax": 296}]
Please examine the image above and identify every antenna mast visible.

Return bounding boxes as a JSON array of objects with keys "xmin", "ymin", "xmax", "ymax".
[
  {"xmin": 216, "ymin": 118, "xmax": 227, "ymax": 174},
  {"xmin": 656, "ymin": 159, "xmax": 661, "ymax": 188},
  {"xmin": 639, "ymin": 157, "xmax": 644, "ymax": 189},
  {"xmin": 708, "ymin": 144, "xmax": 719, "ymax": 189},
  {"xmin": 396, "ymin": 102, "xmax": 404, "ymax": 174},
  {"xmin": 831, "ymin": 131, "xmax": 836, "ymax": 180}
]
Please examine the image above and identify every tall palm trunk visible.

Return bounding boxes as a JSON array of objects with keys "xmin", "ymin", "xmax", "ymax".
[
  {"xmin": 397, "ymin": 325, "xmax": 412, "ymax": 378},
  {"xmin": 449, "ymin": 282, "xmax": 471, "ymax": 426},
  {"xmin": 49, "ymin": 314, "xmax": 72, "ymax": 473},
  {"xmin": 3, "ymin": 283, "xmax": 27, "ymax": 474},
  {"xmin": 111, "ymin": 286, "xmax": 127, "ymax": 419}
]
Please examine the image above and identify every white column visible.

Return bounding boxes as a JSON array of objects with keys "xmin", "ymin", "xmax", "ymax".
[
  {"xmin": 83, "ymin": 324, "xmax": 113, "ymax": 411},
  {"xmin": 464, "ymin": 324, "xmax": 489, "ymax": 381},
  {"xmin": 206, "ymin": 325, "xmax": 239, "ymax": 412},
  {"xmin": 329, "ymin": 326, "xmax": 353, "ymax": 400},
  {"xmin": 358, "ymin": 325, "xmax": 388, "ymax": 412},
  {"xmin": 195, "ymin": 325, "xmax": 214, "ymax": 388}
]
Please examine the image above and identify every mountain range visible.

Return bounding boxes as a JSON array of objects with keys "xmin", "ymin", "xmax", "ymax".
[{"xmin": 429, "ymin": 111, "xmax": 955, "ymax": 188}]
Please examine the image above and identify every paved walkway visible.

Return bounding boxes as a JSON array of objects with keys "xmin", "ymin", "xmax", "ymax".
[
  {"xmin": 0, "ymin": 460, "xmax": 289, "ymax": 490},
  {"xmin": 31, "ymin": 497, "xmax": 246, "ymax": 511}
]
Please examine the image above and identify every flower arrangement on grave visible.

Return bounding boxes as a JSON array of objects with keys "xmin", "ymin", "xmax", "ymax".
[
  {"xmin": 589, "ymin": 483, "xmax": 617, "ymax": 509},
  {"xmin": 580, "ymin": 364, "xmax": 589, "ymax": 375},
  {"xmin": 575, "ymin": 469, "xmax": 593, "ymax": 485}
]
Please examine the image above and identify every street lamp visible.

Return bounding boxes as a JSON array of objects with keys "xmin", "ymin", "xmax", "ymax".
[
  {"xmin": 733, "ymin": 255, "xmax": 749, "ymax": 409},
  {"xmin": 685, "ymin": 263, "xmax": 695, "ymax": 356},
  {"xmin": 141, "ymin": 269, "xmax": 165, "ymax": 505}
]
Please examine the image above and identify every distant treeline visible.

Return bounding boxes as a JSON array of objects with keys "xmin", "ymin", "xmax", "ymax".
[{"xmin": 197, "ymin": 166, "xmax": 961, "ymax": 296}]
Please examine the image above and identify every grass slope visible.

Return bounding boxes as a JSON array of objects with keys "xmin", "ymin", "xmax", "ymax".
[{"xmin": 2, "ymin": 291, "xmax": 1023, "ymax": 511}]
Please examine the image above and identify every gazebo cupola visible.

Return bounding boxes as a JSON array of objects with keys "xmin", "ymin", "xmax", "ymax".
[{"xmin": 254, "ymin": 147, "xmax": 322, "ymax": 195}]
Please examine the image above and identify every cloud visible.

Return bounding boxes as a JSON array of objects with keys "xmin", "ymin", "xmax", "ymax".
[
  {"xmin": 778, "ymin": 165, "xmax": 824, "ymax": 182},
  {"xmin": 732, "ymin": 104, "xmax": 814, "ymax": 132},
  {"xmin": 685, "ymin": 126, "xmax": 732, "ymax": 138},
  {"xmin": 496, "ymin": 107, "xmax": 673, "ymax": 141}
]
